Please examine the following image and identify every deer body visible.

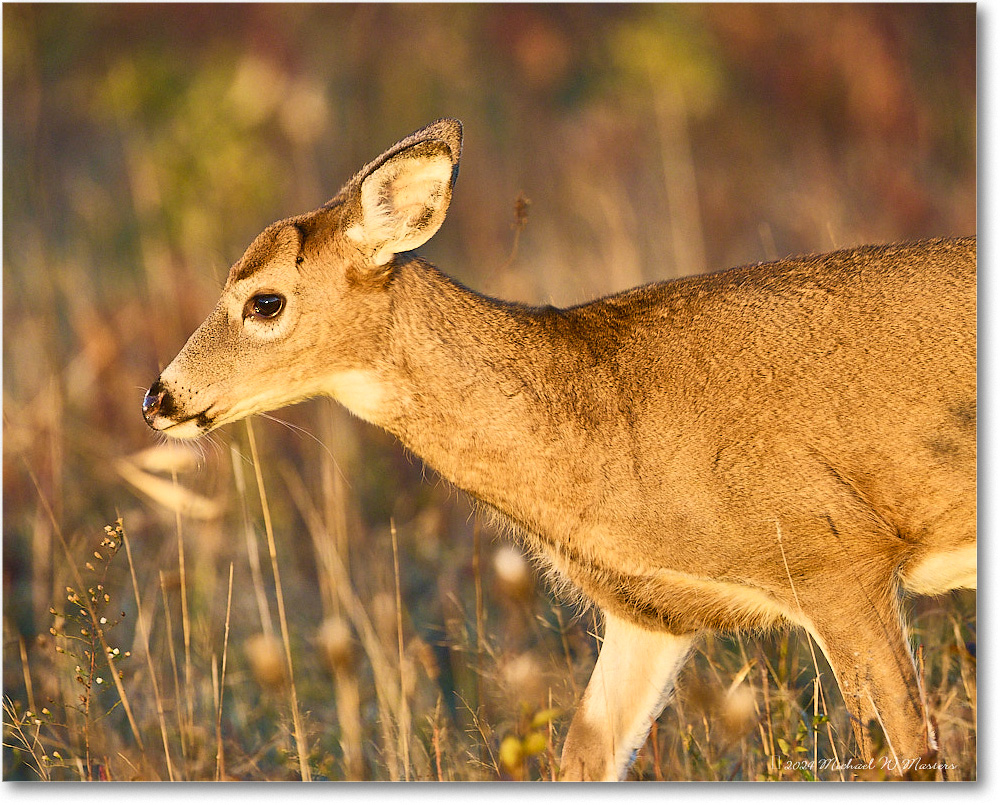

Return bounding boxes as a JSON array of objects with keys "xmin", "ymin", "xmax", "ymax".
[{"xmin": 143, "ymin": 119, "xmax": 976, "ymax": 780}]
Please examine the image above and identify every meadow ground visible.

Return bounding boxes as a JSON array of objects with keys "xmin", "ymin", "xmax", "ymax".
[{"xmin": 3, "ymin": 4, "xmax": 976, "ymax": 781}]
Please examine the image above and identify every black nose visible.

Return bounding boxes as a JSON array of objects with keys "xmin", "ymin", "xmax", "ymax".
[{"xmin": 142, "ymin": 381, "xmax": 167, "ymax": 426}]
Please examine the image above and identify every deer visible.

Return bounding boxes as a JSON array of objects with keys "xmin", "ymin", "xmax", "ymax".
[{"xmin": 142, "ymin": 118, "xmax": 976, "ymax": 781}]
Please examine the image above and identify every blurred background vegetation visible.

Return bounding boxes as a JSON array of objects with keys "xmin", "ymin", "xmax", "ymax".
[{"xmin": 4, "ymin": 3, "xmax": 976, "ymax": 781}]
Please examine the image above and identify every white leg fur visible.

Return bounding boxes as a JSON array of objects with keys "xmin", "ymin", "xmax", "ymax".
[{"xmin": 559, "ymin": 612, "xmax": 695, "ymax": 781}]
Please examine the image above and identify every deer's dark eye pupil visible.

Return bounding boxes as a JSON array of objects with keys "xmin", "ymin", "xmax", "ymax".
[{"xmin": 249, "ymin": 294, "xmax": 285, "ymax": 320}]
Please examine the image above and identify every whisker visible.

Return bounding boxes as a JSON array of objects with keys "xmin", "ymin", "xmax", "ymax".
[
  {"xmin": 198, "ymin": 432, "xmax": 225, "ymax": 466},
  {"xmin": 258, "ymin": 412, "xmax": 339, "ymax": 465}
]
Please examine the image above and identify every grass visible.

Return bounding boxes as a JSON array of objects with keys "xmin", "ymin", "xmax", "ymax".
[
  {"xmin": 2, "ymin": 414, "xmax": 977, "ymax": 779},
  {"xmin": 3, "ymin": 3, "xmax": 976, "ymax": 783}
]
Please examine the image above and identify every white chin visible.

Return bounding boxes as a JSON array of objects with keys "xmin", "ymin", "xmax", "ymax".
[{"xmin": 157, "ymin": 418, "xmax": 209, "ymax": 440}]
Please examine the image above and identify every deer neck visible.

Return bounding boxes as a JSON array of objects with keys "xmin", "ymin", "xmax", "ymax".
[{"xmin": 343, "ymin": 259, "xmax": 604, "ymax": 537}]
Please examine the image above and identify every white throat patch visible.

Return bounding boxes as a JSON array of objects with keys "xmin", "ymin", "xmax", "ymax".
[{"xmin": 325, "ymin": 369, "xmax": 389, "ymax": 424}]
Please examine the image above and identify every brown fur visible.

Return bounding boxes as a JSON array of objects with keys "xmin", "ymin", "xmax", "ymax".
[{"xmin": 143, "ymin": 119, "xmax": 976, "ymax": 780}]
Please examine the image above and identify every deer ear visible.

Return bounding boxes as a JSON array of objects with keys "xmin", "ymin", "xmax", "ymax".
[{"xmin": 346, "ymin": 120, "xmax": 462, "ymax": 266}]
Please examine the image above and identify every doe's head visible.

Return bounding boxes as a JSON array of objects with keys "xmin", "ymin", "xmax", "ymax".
[{"xmin": 142, "ymin": 118, "xmax": 462, "ymax": 438}]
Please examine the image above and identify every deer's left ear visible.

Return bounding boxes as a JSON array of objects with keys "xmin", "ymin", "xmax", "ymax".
[{"xmin": 345, "ymin": 119, "xmax": 462, "ymax": 266}]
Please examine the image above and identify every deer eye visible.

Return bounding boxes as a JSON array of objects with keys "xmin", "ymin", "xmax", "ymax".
[{"xmin": 246, "ymin": 293, "xmax": 285, "ymax": 320}]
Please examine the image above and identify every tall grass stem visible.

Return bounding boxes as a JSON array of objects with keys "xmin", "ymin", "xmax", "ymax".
[
  {"xmin": 245, "ymin": 419, "xmax": 311, "ymax": 781},
  {"xmin": 216, "ymin": 562, "xmax": 234, "ymax": 780},
  {"xmin": 122, "ymin": 524, "xmax": 175, "ymax": 780}
]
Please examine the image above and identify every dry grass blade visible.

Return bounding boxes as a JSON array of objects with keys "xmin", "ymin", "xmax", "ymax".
[
  {"xmin": 281, "ymin": 466, "xmax": 403, "ymax": 717},
  {"xmin": 128, "ymin": 443, "xmax": 203, "ymax": 474},
  {"xmin": 115, "ymin": 459, "xmax": 224, "ymax": 520},
  {"xmin": 245, "ymin": 419, "xmax": 311, "ymax": 781},
  {"xmin": 2, "ymin": 697, "xmax": 51, "ymax": 781},
  {"xmin": 2, "ymin": 8, "xmax": 975, "ymax": 782},
  {"xmin": 231, "ymin": 444, "xmax": 275, "ymax": 638},
  {"xmin": 122, "ymin": 524, "xmax": 175, "ymax": 780},
  {"xmin": 282, "ymin": 463, "xmax": 409, "ymax": 779},
  {"xmin": 217, "ymin": 562, "xmax": 234, "ymax": 781},
  {"xmin": 171, "ymin": 467, "xmax": 195, "ymax": 766},
  {"xmin": 473, "ymin": 517, "xmax": 485, "ymax": 715},
  {"xmin": 773, "ymin": 518, "xmax": 841, "ymax": 774},
  {"xmin": 19, "ymin": 456, "xmax": 146, "ymax": 758},
  {"xmin": 18, "ymin": 637, "xmax": 37, "ymax": 716},
  {"xmin": 391, "ymin": 519, "xmax": 411, "ymax": 780},
  {"xmin": 158, "ymin": 570, "xmax": 188, "ymax": 769}
]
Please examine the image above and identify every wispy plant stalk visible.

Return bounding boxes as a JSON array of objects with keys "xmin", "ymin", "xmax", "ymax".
[{"xmin": 246, "ymin": 420, "xmax": 311, "ymax": 781}]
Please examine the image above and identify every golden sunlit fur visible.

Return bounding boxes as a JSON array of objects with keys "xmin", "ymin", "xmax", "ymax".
[{"xmin": 143, "ymin": 119, "xmax": 976, "ymax": 781}]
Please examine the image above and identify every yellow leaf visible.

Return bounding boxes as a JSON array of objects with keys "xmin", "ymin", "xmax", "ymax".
[
  {"xmin": 499, "ymin": 735, "xmax": 523, "ymax": 771},
  {"xmin": 522, "ymin": 732, "xmax": 548, "ymax": 757},
  {"xmin": 529, "ymin": 707, "xmax": 561, "ymax": 730}
]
